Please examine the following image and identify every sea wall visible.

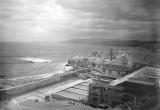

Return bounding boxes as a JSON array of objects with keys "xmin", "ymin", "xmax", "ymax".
[{"xmin": 0, "ymin": 72, "xmax": 78, "ymax": 99}]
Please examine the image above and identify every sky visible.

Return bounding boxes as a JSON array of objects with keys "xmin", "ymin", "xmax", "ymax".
[{"xmin": 0, "ymin": 0, "xmax": 160, "ymax": 42}]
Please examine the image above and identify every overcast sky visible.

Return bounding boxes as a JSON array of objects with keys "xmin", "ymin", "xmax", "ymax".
[{"xmin": 0, "ymin": 0, "xmax": 159, "ymax": 42}]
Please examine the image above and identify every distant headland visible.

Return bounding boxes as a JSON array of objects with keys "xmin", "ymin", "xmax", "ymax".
[{"xmin": 64, "ymin": 39, "xmax": 160, "ymax": 47}]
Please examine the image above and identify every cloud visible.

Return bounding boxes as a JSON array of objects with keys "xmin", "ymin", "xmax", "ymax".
[
  {"xmin": 55, "ymin": 0, "xmax": 160, "ymax": 41},
  {"xmin": 0, "ymin": 0, "xmax": 159, "ymax": 42},
  {"xmin": 56, "ymin": 0, "xmax": 150, "ymax": 21}
]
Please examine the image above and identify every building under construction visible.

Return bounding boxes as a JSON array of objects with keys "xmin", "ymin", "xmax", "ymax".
[
  {"xmin": 88, "ymin": 67, "xmax": 160, "ymax": 109},
  {"xmin": 88, "ymin": 81, "xmax": 133, "ymax": 108}
]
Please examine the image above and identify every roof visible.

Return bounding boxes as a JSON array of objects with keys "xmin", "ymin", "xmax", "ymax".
[{"xmin": 110, "ymin": 67, "xmax": 160, "ymax": 86}]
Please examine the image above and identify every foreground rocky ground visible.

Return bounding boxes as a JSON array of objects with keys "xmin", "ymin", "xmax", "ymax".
[{"xmin": 0, "ymin": 100, "xmax": 124, "ymax": 110}]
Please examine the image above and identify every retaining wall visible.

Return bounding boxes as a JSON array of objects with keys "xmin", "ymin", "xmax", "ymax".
[{"xmin": 0, "ymin": 72, "xmax": 78, "ymax": 99}]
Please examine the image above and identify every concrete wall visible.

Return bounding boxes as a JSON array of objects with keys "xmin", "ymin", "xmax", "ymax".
[
  {"xmin": 0, "ymin": 72, "xmax": 78, "ymax": 98},
  {"xmin": 5, "ymin": 76, "xmax": 60, "ymax": 95}
]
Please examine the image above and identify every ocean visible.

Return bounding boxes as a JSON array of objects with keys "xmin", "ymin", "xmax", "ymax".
[{"xmin": 0, "ymin": 42, "xmax": 110, "ymax": 79}]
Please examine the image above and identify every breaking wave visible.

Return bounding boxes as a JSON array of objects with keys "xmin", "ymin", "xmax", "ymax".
[
  {"xmin": 55, "ymin": 62, "xmax": 73, "ymax": 74},
  {"xmin": 19, "ymin": 57, "xmax": 53, "ymax": 63},
  {"xmin": 7, "ymin": 62, "xmax": 72, "ymax": 81}
]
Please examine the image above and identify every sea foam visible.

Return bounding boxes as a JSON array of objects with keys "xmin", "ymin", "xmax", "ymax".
[{"xmin": 19, "ymin": 57, "xmax": 53, "ymax": 63}]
